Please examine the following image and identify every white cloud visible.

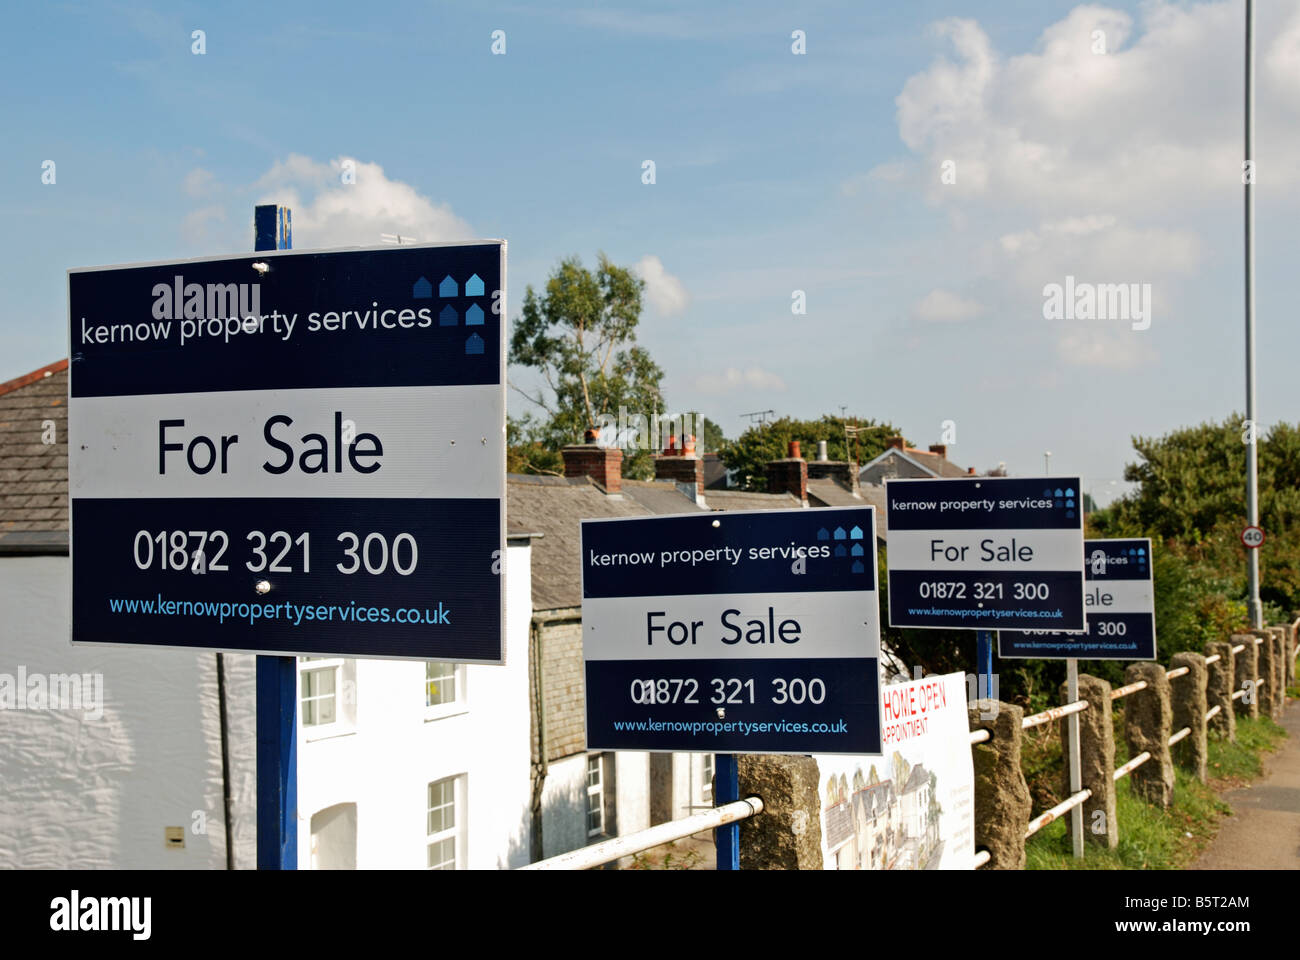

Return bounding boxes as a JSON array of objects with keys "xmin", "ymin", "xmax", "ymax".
[
  {"xmin": 909, "ymin": 288, "xmax": 981, "ymax": 324},
  {"xmin": 183, "ymin": 167, "xmax": 216, "ymax": 198},
  {"xmin": 692, "ymin": 366, "xmax": 787, "ymax": 395},
  {"xmin": 896, "ymin": 3, "xmax": 1300, "ymax": 213},
  {"xmin": 254, "ymin": 155, "xmax": 472, "ymax": 248},
  {"xmin": 885, "ymin": 2, "xmax": 1300, "ymax": 370},
  {"xmin": 633, "ymin": 255, "xmax": 690, "ymax": 316},
  {"xmin": 180, "ymin": 205, "xmax": 226, "ymax": 246}
]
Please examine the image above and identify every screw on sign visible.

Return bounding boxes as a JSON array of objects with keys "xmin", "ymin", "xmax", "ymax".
[{"xmin": 1241, "ymin": 526, "xmax": 1265, "ymax": 549}]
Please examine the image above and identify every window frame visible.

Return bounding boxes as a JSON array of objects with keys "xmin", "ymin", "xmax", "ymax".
[
  {"xmin": 586, "ymin": 754, "xmax": 605, "ymax": 838},
  {"xmin": 426, "ymin": 775, "xmax": 466, "ymax": 869},
  {"xmin": 299, "ymin": 657, "xmax": 356, "ymax": 740},
  {"xmin": 424, "ymin": 660, "xmax": 468, "ymax": 721}
]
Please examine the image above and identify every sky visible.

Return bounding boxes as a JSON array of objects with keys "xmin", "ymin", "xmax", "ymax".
[{"xmin": 4, "ymin": 0, "xmax": 1300, "ymax": 506}]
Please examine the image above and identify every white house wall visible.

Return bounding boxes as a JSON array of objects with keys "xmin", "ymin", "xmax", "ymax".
[
  {"xmin": 0, "ymin": 555, "xmax": 257, "ymax": 868},
  {"xmin": 295, "ymin": 541, "xmax": 534, "ymax": 870}
]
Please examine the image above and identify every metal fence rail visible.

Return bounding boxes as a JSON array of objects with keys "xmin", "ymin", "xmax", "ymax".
[
  {"xmin": 520, "ymin": 797, "xmax": 764, "ymax": 871},
  {"xmin": 1025, "ymin": 789, "xmax": 1092, "ymax": 839}
]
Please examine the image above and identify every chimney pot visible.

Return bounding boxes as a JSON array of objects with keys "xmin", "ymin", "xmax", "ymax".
[
  {"xmin": 788, "ymin": 440, "xmax": 801, "ymax": 460},
  {"xmin": 817, "ymin": 440, "xmax": 829, "ymax": 462},
  {"xmin": 967, "ymin": 466, "xmax": 975, "ymax": 475}
]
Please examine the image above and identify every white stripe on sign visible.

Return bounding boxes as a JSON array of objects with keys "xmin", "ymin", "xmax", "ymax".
[
  {"xmin": 887, "ymin": 528, "xmax": 1082, "ymax": 572},
  {"xmin": 70, "ymin": 384, "xmax": 502, "ymax": 499},
  {"xmin": 1085, "ymin": 579, "xmax": 1153, "ymax": 614},
  {"xmin": 583, "ymin": 591, "xmax": 879, "ymax": 662}
]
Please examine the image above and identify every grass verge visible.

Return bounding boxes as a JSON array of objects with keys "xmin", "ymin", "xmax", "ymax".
[{"xmin": 1024, "ymin": 714, "xmax": 1286, "ymax": 869}]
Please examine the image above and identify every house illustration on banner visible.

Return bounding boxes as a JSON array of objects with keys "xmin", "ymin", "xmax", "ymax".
[
  {"xmin": 439, "ymin": 275, "xmax": 458, "ymax": 298},
  {"xmin": 465, "ymin": 274, "xmax": 485, "ymax": 297},
  {"xmin": 822, "ymin": 755, "xmax": 941, "ymax": 870},
  {"xmin": 412, "ymin": 276, "xmax": 433, "ymax": 299}
]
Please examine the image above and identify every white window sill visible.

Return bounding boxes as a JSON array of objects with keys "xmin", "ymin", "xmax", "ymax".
[
  {"xmin": 303, "ymin": 724, "xmax": 357, "ymax": 743},
  {"xmin": 424, "ymin": 706, "xmax": 469, "ymax": 724}
]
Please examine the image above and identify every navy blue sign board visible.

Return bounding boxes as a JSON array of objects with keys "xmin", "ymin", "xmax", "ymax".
[
  {"xmin": 581, "ymin": 506, "xmax": 882, "ymax": 755},
  {"xmin": 885, "ymin": 476, "xmax": 1086, "ymax": 632},
  {"xmin": 999, "ymin": 538, "xmax": 1156, "ymax": 660},
  {"xmin": 68, "ymin": 242, "xmax": 506, "ymax": 662}
]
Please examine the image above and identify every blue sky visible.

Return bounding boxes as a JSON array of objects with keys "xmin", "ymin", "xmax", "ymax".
[{"xmin": 4, "ymin": 0, "xmax": 1300, "ymax": 504}]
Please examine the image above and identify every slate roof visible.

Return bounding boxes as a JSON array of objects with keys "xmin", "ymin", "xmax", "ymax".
[
  {"xmin": 860, "ymin": 446, "xmax": 970, "ymax": 480},
  {"xmin": 0, "ymin": 361, "xmax": 68, "ymax": 544},
  {"xmin": 506, "ymin": 474, "xmax": 712, "ymax": 611},
  {"xmin": 505, "ymin": 475, "xmax": 804, "ymax": 612},
  {"xmin": 823, "ymin": 800, "xmax": 853, "ymax": 850},
  {"xmin": 703, "ymin": 489, "xmax": 803, "ymax": 512},
  {"xmin": 805, "ymin": 479, "xmax": 888, "ymax": 542}
]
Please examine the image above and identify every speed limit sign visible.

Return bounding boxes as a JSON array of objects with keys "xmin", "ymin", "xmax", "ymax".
[{"xmin": 1242, "ymin": 526, "xmax": 1266, "ymax": 548}]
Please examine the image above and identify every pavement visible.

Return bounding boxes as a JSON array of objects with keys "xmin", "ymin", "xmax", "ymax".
[{"xmin": 1192, "ymin": 700, "xmax": 1300, "ymax": 869}]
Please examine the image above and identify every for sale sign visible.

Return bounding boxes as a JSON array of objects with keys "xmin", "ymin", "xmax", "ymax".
[
  {"xmin": 581, "ymin": 507, "xmax": 882, "ymax": 755},
  {"xmin": 885, "ymin": 476, "xmax": 1086, "ymax": 632},
  {"xmin": 999, "ymin": 538, "xmax": 1156, "ymax": 660},
  {"xmin": 69, "ymin": 242, "xmax": 506, "ymax": 662}
]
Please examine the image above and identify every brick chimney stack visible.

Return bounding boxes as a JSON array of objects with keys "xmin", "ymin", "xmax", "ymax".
[
  {"xmin": 886, "ymin": 436, "xmax": 905, "ymax": 451},
  {"xmin": 562, "ymin": 441, "xmax": 623, "ymax": 494},
  {"xmin": 929, "ymin": 444, "xmax": 947, "ymax": 459},
  {"xmin": 765, "ymin": 440, "xmax": 808, "ymax": 504},
  {"xmin": 653, "ymin": 433, "xmax": 703, "ymax": 495}
]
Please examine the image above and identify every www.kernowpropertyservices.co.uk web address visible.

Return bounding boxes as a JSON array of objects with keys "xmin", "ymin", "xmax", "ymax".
[
  {"xmin": 107, "ymin": 594, "xmax": 451, "ymax": 626},
  {"xmin": 611, "ymin": 717, "xmax": 848, "ymax": 738}
]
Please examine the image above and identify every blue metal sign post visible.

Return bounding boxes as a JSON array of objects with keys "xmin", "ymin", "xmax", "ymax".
[
  {"xmin": 254, "ymin": 204, "xmax": 296, "ymax": 870},
  {"xmin": 714, "ymin": 753, "xmax": 739, "ymax": 871}
]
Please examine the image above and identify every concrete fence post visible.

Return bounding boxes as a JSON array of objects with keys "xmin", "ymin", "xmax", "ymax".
[
  {"xmin": 1284, "ymin": 621, "xmax": 1296, "ymax": 688},
  {"xmin": 1169, "ymin": 653, "xmax": 1208, "ymax": 783},
  {"xmin": 1123, "ymin": 662, "xmax": 1174, "ymax": 807},
  {"xmin": 967, "ymin": 699, "xmax": 1032, "ymax": 870},
  {"xmin": 1232, "ymin": 633, "xmax": 1260, "ymax": 720},
  {"xmin": 736, "ymin": 755, "xmax": 823, "ymax": 870},
  {"xmin": 1205, "ymin": 640, "xmax": 1236, "ymax": 742},
  {"xmin": 1057, "ymin": 675, "xmax": 1117, "ymax": 849},
  {"xmin": 1256, "ymin": 629, "xmax": 1278, "ymax": 721},
  {"xmin": 1269, "ymin": 628, "xmax": 1287, "ymax": 716}
]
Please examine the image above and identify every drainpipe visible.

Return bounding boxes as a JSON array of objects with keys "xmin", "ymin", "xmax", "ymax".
[
  {"xmin": 216, "ymin": 652, "xmax": 234, "ymax": 869},
  {"xmin": 529, "ymin": 618, "xmax": 548, "ymax": 862}
]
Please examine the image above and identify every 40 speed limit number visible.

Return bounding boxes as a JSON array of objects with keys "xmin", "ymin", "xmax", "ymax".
[{"xmin": 629, "ymin": 675, "xmax": 827, "ymax": 706}]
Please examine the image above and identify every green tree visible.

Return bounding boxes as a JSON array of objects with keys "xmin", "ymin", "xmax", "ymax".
[
  {"xmin": 719, "ymin": 416, "xmax": 901, "ymax": 491},
  {"xmin": 508, "ymin": 254, "xmax": 665, "ymax": 478}
]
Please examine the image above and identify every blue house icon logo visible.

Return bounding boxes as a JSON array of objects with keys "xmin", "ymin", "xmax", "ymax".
[
  {"xmin": 439, "ymin": 275, "xmax": 458, "ymax": 298},
  {"xmin": 465, "ymin": 333, "xmax": 485, "ymax": 355},
  {"xmin": 466, "ymin": 304, "xmax": 484, "ymax": 326},
  {"xmin": 833, "ymin": 526, "xmax": 846, "ymax": 540},
  {"xmin": 465, "ymin": 274, "xmax": 485, "ymax": 297},
  {"xmin": 816, "ymin": 528, "xmax": 829, "ymax": 541},
  {"xmin": 413, "ymin": 276, "xmax": 432, "ymax": 299},
  {"xmin": 849, "ymin": 525, "xmax": 863, "ymax": 540},
  {"xmin": 440, "ymin": 305, "xmax": 458, "ymax": 327}
]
